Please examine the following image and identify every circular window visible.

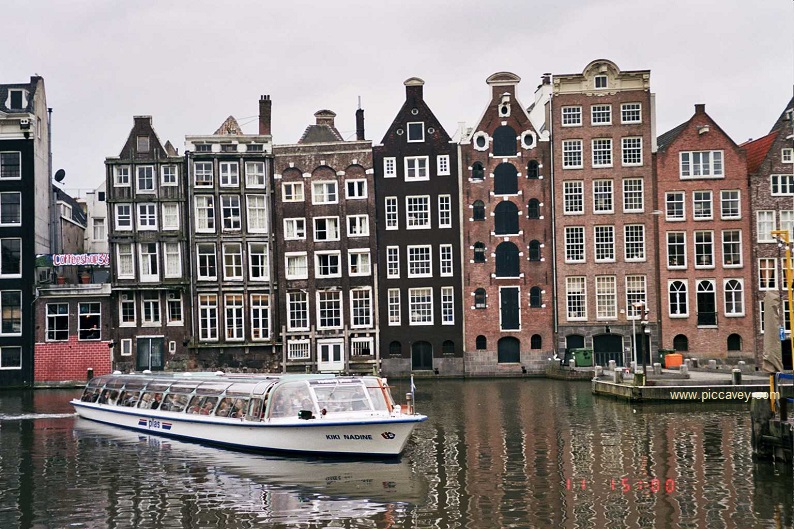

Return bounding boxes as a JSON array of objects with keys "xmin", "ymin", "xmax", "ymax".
[
  {"xmin": 396, "ymin": 129, "xmax": 404, "ymax": 135},
  {"xmin": 521, "ymin": 130, "xmax": 536, "ymax": 149},
  {"xmin": 500, "ymin": 104, "xmax": 509, "ymax": 116},
  {"xmin": 411, "ymin": 108, "xmax": 419, "ymax": 115},
  {"xmin": 427, "ymin": 127, "xmax": 435, "ymax": 134},
  {"xmin": 473, "ymin": 132, "xmax": 489, "ymax": 151}
]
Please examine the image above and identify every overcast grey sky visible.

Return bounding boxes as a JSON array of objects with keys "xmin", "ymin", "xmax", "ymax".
[{"xmin": 5, "ymin": 0, "xmax": 792, "ymax": 194}]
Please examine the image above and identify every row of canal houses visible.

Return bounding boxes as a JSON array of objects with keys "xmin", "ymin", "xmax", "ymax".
[{"xmin": 1, "ymin": 59, "xmax": 792, "ymax": 386}]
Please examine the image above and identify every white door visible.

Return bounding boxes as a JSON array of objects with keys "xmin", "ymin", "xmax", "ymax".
[{"xmin": 318, "ymin": 341, "xmax": 344, "ymax": 372}]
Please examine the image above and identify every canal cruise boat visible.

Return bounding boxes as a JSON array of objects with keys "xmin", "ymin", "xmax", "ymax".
[{"xmin": 71, "ymin": 372, "xmax": 427, "ymax": 457}]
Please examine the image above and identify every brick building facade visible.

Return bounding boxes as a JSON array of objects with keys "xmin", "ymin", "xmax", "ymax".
[
  {"xmin": 374, "ymin": 78, "xmax": 464, "ymax": 376},
  {"xmin": 460, "ymin": 72, "xmax": 554, "ymax": 375},
  {"xmin": 655, "ymin": 104, "xmax": 755, "ymax": 360},
  {"xmin": 550, "ymin": 60, "xmax": 659, "ymax": 366},
  {"xmin": 745, "ymin": 96, "xmax": 794, "ymax": 364},
  {"xmin": 273, "ymin": 109, "xmax": 377, "ymax": 373}
]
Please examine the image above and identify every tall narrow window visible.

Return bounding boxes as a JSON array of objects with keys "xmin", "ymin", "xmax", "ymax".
[
  {"xmin": 385, "ymin": 197, "xmax": 398, "ymax": 229},
  {"xmin": 224, "ymin": 294, "xmax": 244, "ymax": 340},
  {"xmin": 199, "ymin": 294, "xmax": 219, "ymax": 340}
]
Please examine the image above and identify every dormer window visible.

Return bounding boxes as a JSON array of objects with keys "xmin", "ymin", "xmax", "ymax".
[
  {"xmin": 136, "ymin": 136, "xmax": 150, "ymax": 153},
  {"xmin": 196, "ymin": 144, "xmax": 212, "ymax": 153},
  {"xmin": 8, "ymin": 90, "xmax": 24, "ymax": 110},
  {"xmin": 595, "ymin": 75, "xmax": 608, "ymax": 89},
  {"xmin": 247, "ymin": 144, "xmax": 264, "ymax": 152},
  {"xmin": 221, "ymin": 144, "xmax": 237, "ymax": 153},
  {"xmin": 407, "ymin": 122, "xmax": 424, "ymax": 143}
]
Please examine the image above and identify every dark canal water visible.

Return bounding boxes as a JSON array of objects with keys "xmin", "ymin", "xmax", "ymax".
[{"xmin": 0, "ymin": 380, "xmax": 791, "ymax": 529}]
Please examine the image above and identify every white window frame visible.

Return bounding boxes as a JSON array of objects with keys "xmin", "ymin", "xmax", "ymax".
[
  {"xmin": 624, "ymin": 224, "xmax": 646, "ymax": 262},
  {"xmin": 161, "ymin": 203, "xmax": 179, "ymax": 230},
  {"xmin": 0, "ymin": 238, "xmax": 21, "ymax": 278},
  {"xmin": 680, "ymin": 151, "xmax": 724, "ymax": 179},
  {"xmin": 284, "ymin": 218, "xmax": 306, "ymax": 240},
  {"xmin": 115, "ymin": 203, "xmax": 132, "ymax": 231},
  {"xmin": 404, "ymin": 156, "xmax": 429, "ymax": 181},
  {"xmin": 782, "ymin": 148, "xmax": 793, "ymax": 163},
  {"xmin": 383, "ymin": 157, "xmax": 397, "ymax": 178},
  {"xmin": 440, "ymin": 244, "xmax": 453, "ymax": 277},
  {"xmin": 668, "ymin": 280, "xmax": 689, "ymax": 318},
  {"xmin": 562, "ymin": 139, "xmax": 583, "ymax": 168},
  {"xmin": 119, "ymin": 295, "xmax": 136, "ymax": 327},
  {"xmin": 246, "ymin": 194, "xmax": 268, "ymax": 233},
  {"xmin": 408, "ymin": 287, "xmax": 433, "ymax": 326},
  {"xmin": 219, "ymin": 161, "xmax": 239, "ymax": 187},
  {"xmin": 221, "ymin": 195, "xmax": 242, "ymax": 231},
  {"xmin": 161, "ymin": 165, "xmax": 178, "ymax": 186},
  {"xmin": 386, "ymin": 246, "xmax": 400, "ymax": 279},
  {"xmin": 561, "ymin": 106, "xmax": 582, "ymax": 127},
  {"xmin": 622, "ymin": 178, "xmax": 644, "ymax": 213},
  {"xmin": 594, "ymin": 225, "xmax": 615, "ymax": 263},
  {"xmin": 625, "ymin": 275, "xmax": 647, "ymax": 320},
  {"xmin": 592, "ymin": 138, "xmax": 613, "ymax": 168},
  {"xmin": 194, "ymin": 195, "xmax": 215, "ymax": 232},
  {"xmin": 313, "ymin": 216, "xmax": 340, "ymax": 241},
  {"xmin": 224, "ymin": 293, "xmax": 244, "ymax": 341},
  {"xmin": 163, "ymin": 242, "xmax": 181, "ymax": 278},
  {"xmin": 563, "ymin": 181, "xmax": 584, "ymax": 215},
  {"xmin": 345, "ymin": 179, "xmax": 367, "ymax": 199},
  {"xmin": 720, "ymin": 190, "xmax": 741, "ymax": 220},
  {"xmin": 757, "ymin": 210, "xmax": 776, "ymax": 242},
  {"xmin": 407, "ymin": 245, "xmax": 433, "ymax": 278},
  {"xmin": 438, "ymin": 195, "xmax": 452, "ymax": 228},
  {"xmin": 248, "ymin": 242, "xmax": 269, "ymax": 282},
  {"xmin": 141, "ymin": 291, "xmax": 161, "ymax": 326},
  {"xmin": 441, "ymin": 286, "xmax": 455, "ymax": 325},
  {"xmin": 595, "ymin": 275, "xmax": 617, "ymax": 320},
  {"xmin": 593, "ymin": 179, "xmax": 614, "ymax": 213},
  {"xmin": 723, "ymin": 278, "xmax": 745, "ymax": 317},
  {"xmin": 621, "ymin": 103, "xmax": 642, "ymax": 124},
  {"xmin": 621, "ymin": 137, "xmax": 643, "ymax": 166},
  {"xmin": 120, "ymin": 338, "xmax": 132, "ymax": 356},
  {"xmin": 388, "ymin": 288, "xmax": 401, "ymax": 326},
  {"xmin": 137, "ymin": 203, "xmax": 157, "ymax": 230},
  {"xmin": 222, "ymin": 243, "xmax": 243, "ymax": 281},
  {"xmin": 316, "ymin": 290, "xmax": 343, "ymax": 330},
  {"xmin": 287, "ymin": 292, "xmax": 309, "ymax": 331},
  {"xmin": 693, "ymin": 190, "xmax": 713, "ymax": 220},
  {"xmin": 0, "ymin": 192, "xmax": 21, "ymax": 227},
  {"xmin": 759, "ymin": 258, "xmax": 778, "ymax": 290},
  {"xmin": 114, "ymin": 166, "xmax": 130, "ymax": 187},
  {"xmin": 136, "ymin": 166, "xmax": 155, "ymax": 193},
  {"xmin": 665, "ymin": 191, "xmax": 685, "ymax": 221},
  {"xmin": 167, "ymin": 292, "xmax": 183, "ymax": 326},
  {"xmin": 722, "ymin": 230, "xmax": 742, "ymax": 267},
  {"xmin": 565, "ymin": 226, "xmax": 585, "ymax": 263},
  {"xmin": 566, "ymin": 277, "xmax": 587, "ymax": 321},
  {"xmin": 198, "ymin": 294, "xmax": 219, "ymax": 341},
  {"xmin": 250, "ymin": 293, "xmax": 270, "ymax": 340},
  {"xmin": 407, "ymin": 122, "xmax": 425, "ymax": 143},
  {"xmin": 350, "ymin": 288, "xmax": 373, "ymax": 328},
  {"xmin": 348, "ymin": 249, "xmax": 371, "ymax": 276},
  {"xmin": 771, "ymin": 174, "xmax": 794, "ymax": 196},
  {"xmin": 437, "ymin": 155, "xmax": 451, "ymax": 176},
  {"xmin": 694, "ymin": 230, "xmax": 714, "ymax": 268},
  {"xmin": 245, "ymin": 161, "xmax": 266, "ymax": 188},
  {"xmin": 194, "ymin": 161, "xmax": 214, "ymax": 187},
  {"xmin": 196, "ymin": 243, "xmax": 217, "ymax": 281},
  {"xmin": 667, "ymin": 232, "xmax": 687, "ymax": 269},
  {"xmin": 315, "ymin": 250, "xmax": 342, "ymax": 278},
  {"xmin": 282, "ymin": 181, "xmax": 304, "ymax": 202},
  {"xmin": 406, "ymin": 195, "xmax": 431, "ymax": 229},
  {"xmin": 346, "ymin": 215, "xmax": 370, "ymax": 237},
  {"xmin": 591, "ymin": 104, "xmax": 612, "ymax": 126},
  {"xmin": 287, "ymin": 339, "xmax": 311, "ymax": 360},
  {"xmin": 312, "ymin": 181, "xmax": 338, "ymax": 204},
  {"xmin": 116, "ymin": 243, "xmax": 134, "ymax": 279},
  {"xmin": 385, "ymin": 197, "xmax": 398, "ymax": 230},
  {"xmin": 285, "ymin": 252, "xmax": 309, "ymax": 280},
  {"xmin": 138, "ymin": 243, "xmax": 159, "ymax": 282}
]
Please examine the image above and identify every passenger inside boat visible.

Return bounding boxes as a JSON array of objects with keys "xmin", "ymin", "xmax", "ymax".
[
  {"xmin": 138, "ymin": 393, "xmax": 153, "ymax": 409},
  {"xmin": 150, "ymin": 393, "xmax": 162, "ymax": 409},
  {"xmin": 215, "ymin": 398, "xmax": 233, "ymax": 417}
]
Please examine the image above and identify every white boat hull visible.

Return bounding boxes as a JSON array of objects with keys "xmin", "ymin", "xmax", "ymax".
[{"xmin": 72, "ymin": 400, "xmax": 425, "ymax": 457}]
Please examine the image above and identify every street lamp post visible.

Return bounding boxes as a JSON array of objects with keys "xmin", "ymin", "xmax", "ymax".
[{"xmin": 640, "ymin": 319, "xmax": 648, "ymax": 377}]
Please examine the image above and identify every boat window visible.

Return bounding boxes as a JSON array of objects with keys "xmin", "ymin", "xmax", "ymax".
[
  {"xmin": 312, "ymin": 382, "xmax": 371, "ymax": 414},
  {"xmin": 269, "ymin": 382, "xmax": 315, "ymax": 419},
  {"xmin": 123, "ymin": 381, "xmax": 146, "ymax": 391},
  {"xmin": 224, "ymin": 382, "xmax": 258, "ymax": 397},
  {"xmin": 229, "ymin": 398, "xmax": 248, "ymax": 418},
  {"xmin": 247, "ymin": 398, "xmax": 264, "ymax": 421},
  {"xmin": 138, "ymin": 393, "xmax": 155, "ymax": 409},
  {"xmin": 186, "ymin": 395, "xmax": 218, "ymax": 415},
  {"xmin": 194, "ymin": 382, "xmax": 232, "ymax": 396},
  {"xmin": 81, "ymin": 386, "xmax": 101, "ymax": 402},
  {"xmin": 121, "ymin": 391, "xmax": 141, "ymax": 407},
  {"xmin": 366, "ymin": 387, "xmax": 389, "ymax": 411},
  {"xmin": 105, "ymin": 378, "xmax": 126, "ymax": 390},
  {"xmin": 215, "ymin": 397, "xmax": 235, "ymax": 417},
  {"xmin": 167, "ymin": 383, "xmax": 199, "ymax": 394},
  {"xmin": 161, "ymin": 393, "xmax": 188, "ymax": 413}
]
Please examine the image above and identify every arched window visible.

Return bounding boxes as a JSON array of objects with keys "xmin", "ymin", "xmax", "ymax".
[
  {"xmin": 494, "ymin": 163, "xmax": 518, "ymax": 195},
  {"xmin": 474, "ymin": 288, "xmax": 487, "ymax": 309},
  {"xmin": 727, "ymin": 334, "xmax": 742, "ymax": 351},
  {"xmin": 528, "ymin": 240, "xmax": 541, "ymax": 261},
  {"xmin": 669, "ymin": 281, "xmax": 688, "ymax": 316},
  {"xmin": 527, "ymin": 160, "xmax": 539, "ymax": 179},
  {"xmin": 527, "ymin": 198, "xmax": 540, "ymax": 219},
  {"xmin": 530, "ymin": 287, "xmax": 542, "ymax": 308},
  {"xmin": 493, "ymin": 125, "xmax": 517, "ymax": 156},
  {"xmin": 473, "ymin": 200, "xmax": 485, "ymax": 221},
  {"xmin": 476, "ymin": 335, "xmax": 487, "ymax": 350},
  {"xmin": 673, "ymin": 334, "xmax": 689, "ymax": 352},
  {"xmin": 472, "ymin": 162, "xmax": 484, "ymax": 180},
  {"xmin": 389, "ymin": 341, "xmax": 401, "ymax": 355},
  {"xmin": 724, "ymin": 280, "xmax": 743, "ymax": 316},
  {"xmin": 530, "ymin": 334, "xmax": 542, "ymax": 350},
  {"xmin": 494, "ymin": 201, "xmax": 519, "ymax": 235},
  {"xmin": 474, "ymin": 242, "xmax": 486, "ymax": 263},
  {"xmin": 442, "ymin": 340, "xmax": 455, "ymax": 355},
  {"xmin": 495, "ymin": 242, "xmax": 520, "ymax": 277}
]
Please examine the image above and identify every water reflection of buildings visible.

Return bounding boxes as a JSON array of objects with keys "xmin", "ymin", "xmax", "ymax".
[{"xmin": 409, "ymin": 380, "xmax": 791, "ymax": 529}]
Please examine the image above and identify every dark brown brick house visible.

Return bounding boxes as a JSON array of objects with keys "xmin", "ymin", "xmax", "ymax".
[{"xmin": 373, "ymin": 78, "xmax": 464, "ymax": 376}]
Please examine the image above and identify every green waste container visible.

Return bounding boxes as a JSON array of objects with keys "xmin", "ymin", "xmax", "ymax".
[
  {"xmin": 659, "ymin": 349, "xmax": 675, "ymax": 366},
  {"xmin": 572, "ymin": 348, "xmax": 593, "ymax": 367}
]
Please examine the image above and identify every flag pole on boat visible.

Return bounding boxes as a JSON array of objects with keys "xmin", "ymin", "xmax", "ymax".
[{"xmin": 410, "ymin": 375, "xmax": 416, "ymax": 414}]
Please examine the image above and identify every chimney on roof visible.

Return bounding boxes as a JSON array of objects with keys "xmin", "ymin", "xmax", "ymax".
[
  {"xmin": 694, "ymin": 103, "xmax": 705, "ymax": 114},
  {"xmin": 315, "ymin": 110, "xmax": 336, "ymax": 127},
  {"xmin": 542, "ymin": 73, "xmax": 551, "ymax": 85},
  {"xmin": 355, "ymin": 108, "xmax": 365, "ymax": 140},
  {"xmin": 404, "ymin": 77, "xmax": 425, "ymax": 102},
  {"xmin": 259, "ymin": 95, "xmax": 272, "ymax": 136},
  {"xmin": 133, "ymin": 115, "xmax": 152, "ymax": 126}
]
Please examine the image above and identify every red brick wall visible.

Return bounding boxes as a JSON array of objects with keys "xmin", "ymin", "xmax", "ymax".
[
  {"xmin": 655, "ymin": 105, "xmax": 755, "ymax": 360},
  {"xmin": 34, "ymin": 335, "xmax": 112, "ymax": 383}
]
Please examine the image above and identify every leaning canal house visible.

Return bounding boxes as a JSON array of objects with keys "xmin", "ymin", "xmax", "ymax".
[
  {"xmin": 373, "ymin": 78, "xmax": 463, "ymax": 376},
  {"xmin": 550, "ymin": 60, "xmax": 659, "ymax": 367},
  {"xmin": 0, "ymin": 77, "xmax": 51, "ymax": 386},
  {"xmin": 745, "ymin": 95, "xmax": 794, "ymax": 364},
  {"xmin": 105, "ymin": 116, "xmax": 191, "ymax": 371},
  {"xmin": 184, "ymin": 99, "xmax": 277, "ymax": 370},
  {"xmin": 272, "ymin": 108, "xmax": 377, "ymax": 373},
  {"xmin": 459, "ymin": 72, "xmax": 554, "ymax": 375}
]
